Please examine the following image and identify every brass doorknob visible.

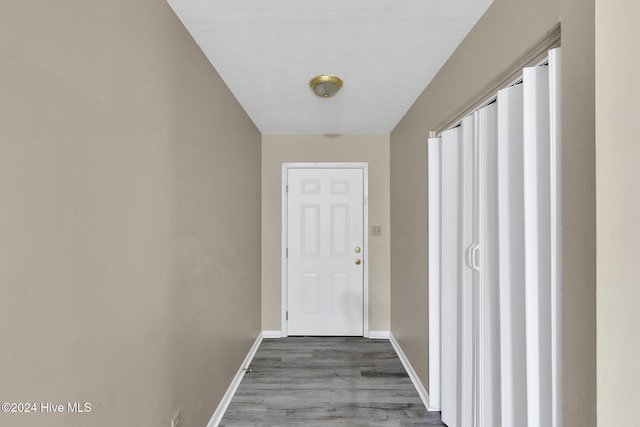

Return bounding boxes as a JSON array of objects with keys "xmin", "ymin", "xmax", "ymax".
[
  {"xmin": 355, "ymin": 247, "xmax": 361, "ymax": 253},
  {"xmin": 355, "ymin": 259, "xmax": 362, "ymax": 265}
]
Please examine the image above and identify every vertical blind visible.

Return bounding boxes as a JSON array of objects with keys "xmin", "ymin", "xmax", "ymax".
[{"xmin": 428, "ymin": 47, "xmax": 562, "ymax": 427}]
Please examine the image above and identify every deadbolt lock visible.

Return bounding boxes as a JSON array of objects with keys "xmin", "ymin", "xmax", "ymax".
[{"xmin": 355, "ymin": 247, "xmax": 361, "ymax": 253}]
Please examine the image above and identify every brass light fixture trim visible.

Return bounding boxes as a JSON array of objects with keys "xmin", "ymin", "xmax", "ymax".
[{"xmin": 309, "ymin": 74, "xmax": 343, "ymax": 98}]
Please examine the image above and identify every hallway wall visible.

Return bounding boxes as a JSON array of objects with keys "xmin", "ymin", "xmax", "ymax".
[
  {"xmin": 390, "ymin": 0, "xmax": 596, "ymax": 425},
  {"xmin": 261, "ymin": 134, "xmax": 390, "ymax": 333},
  {"xmin": 0, "ymin": 1, "xmax": 261, "ymax": 426},
  {"xmin": 596, "ymin": 0, "xmax": 640, "ymax": 424}
]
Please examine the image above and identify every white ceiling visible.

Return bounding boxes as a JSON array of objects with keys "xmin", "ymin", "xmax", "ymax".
[{"xmin": 167, "ymin": 0, "xmax": 493, "ymax": 134}]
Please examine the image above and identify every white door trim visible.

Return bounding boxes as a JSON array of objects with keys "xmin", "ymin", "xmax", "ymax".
[{"xmin": 281, "ymin": 162, "xmax": 369, "ymax": 337}]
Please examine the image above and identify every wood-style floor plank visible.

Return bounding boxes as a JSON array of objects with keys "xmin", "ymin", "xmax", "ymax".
[{"xmin": 219, "ymin": 337, "xmax": 446, "ymax": 426}]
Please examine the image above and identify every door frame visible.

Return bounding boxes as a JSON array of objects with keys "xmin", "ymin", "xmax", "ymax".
[{"xmin": 281, "ymin": 162, "xmax": 369, "ymax": 337}]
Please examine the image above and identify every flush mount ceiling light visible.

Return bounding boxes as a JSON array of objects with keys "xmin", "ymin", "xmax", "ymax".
[{"xmin": 309, "ymin": 74, "xmax": 343, "ymax": 98}]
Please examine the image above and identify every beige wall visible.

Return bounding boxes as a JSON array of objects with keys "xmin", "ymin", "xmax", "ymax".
[
  {"xmin": 596, "ymin": 0, "xmax": 640, "ymax": 424},
  {"xmin": 0, "ymin": 1, "xmax": 261, "ymax": 426},
  {"xmin": 390, "ymin": 0, "xmax": 596, "ymax": 425},
  {"xmin": 262, "ymin": 134, "xmax": 390, "ymax": 332}
]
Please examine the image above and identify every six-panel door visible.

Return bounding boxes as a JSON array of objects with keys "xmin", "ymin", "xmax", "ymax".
[{"xmin": 287, "ymin": 168, "xmax": 364, "ymax": 336}]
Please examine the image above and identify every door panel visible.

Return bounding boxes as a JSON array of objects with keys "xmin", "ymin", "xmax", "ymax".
[
  {"xmin": 477, "ymin": 103, "xmax": 501, "ymax": 427},
  {"xmin": 301, "ymin": 204, "xmax": 320, "ymax": 255},
  {"xmin": 330, "ymin": 205, "xmax": 349, "ymax": 256},
  {"xmin": 441, "ymin": 105, "xmax": 501, "ymax": 427},
  {"xmin": 441, "ymin": 127, "xmax": 462, "ymax": 427},
  {"xmin": 497, "ymin": 83, "xmax": 528, "ymax": 427},
  {"xmin": 427, "ymin": 137, "xmax": 442, "ymax": 410},
  {"xmin": 523, "ymin": 65, "xmax": 552, "ymax": 427},
  {"xmin": 459, "ymin": 115, "xmax": 476, "ymax": 427},
  {"xmin": 548, "ymin": 47, "xmax": 562, "ymax": 427},
  {"xmin": 287, "ymin": 168, "xmax": 364, "ymax": 336}
]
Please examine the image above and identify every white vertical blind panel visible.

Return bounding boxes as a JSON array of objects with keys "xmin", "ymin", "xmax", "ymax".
[
  {"xmin": 440, "ymin": 127, "xmax": 462, "ymax": 427},
  {"xmin": 428, "ymin": 137, "xmax": 442, "ymax": 410},
  {"xmin": 497, "ymin": 85, "xmax": 527, "ymax": 427},
  {"xmin": 477, "ymin": 103, "xmax": 501, "ymax": 427},
  {"xmin": 523, "ymin": 65, "xmax": 553, "ymax": 427},
  {"xmin": 497, "ymin": 84, "xmax": 528, "ymax": 427},
  {"xmin": 548, "ymin": 47, "xmax": 563, "ymax": 427},
  {"xmin": 459, "ymin": 116, "xmax": 476, "ymax": 427}
]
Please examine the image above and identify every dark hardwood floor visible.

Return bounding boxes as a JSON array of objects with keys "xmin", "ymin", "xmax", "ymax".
[{"xmin": 219, "ymin": 336, "xmax": 446, "ymax": 426}]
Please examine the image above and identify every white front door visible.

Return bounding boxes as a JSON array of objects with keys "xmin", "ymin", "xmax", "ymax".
[{"xmin": 286, "ymin": 167, "xmax": 364, "ymax": 336}]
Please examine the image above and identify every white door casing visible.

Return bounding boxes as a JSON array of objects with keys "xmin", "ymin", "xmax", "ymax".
[{"xmin": 282, "ymin": 164, "xmax": 367, "ymax": 336}]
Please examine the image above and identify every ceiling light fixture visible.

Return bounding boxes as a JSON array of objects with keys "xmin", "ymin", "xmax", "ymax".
[{"xmin": 309, "ymin": 74, "xmax": 343, "ymax": 98}]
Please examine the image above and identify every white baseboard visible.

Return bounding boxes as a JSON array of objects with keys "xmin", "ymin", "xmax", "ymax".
[
  {"xmin": 262, "ymin": 330, "xmax": 282, "ymax": 339},
  {"xmin": 207, "ymin": 332, "xmax": 263, "ymax": 427},
  {"xmin": 368, "ymin": 330, "xmax": 390, "ymax": 339},
  {"xmin": 389, "ymin": 332, "xmax": 436, "ymax": 411}
]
